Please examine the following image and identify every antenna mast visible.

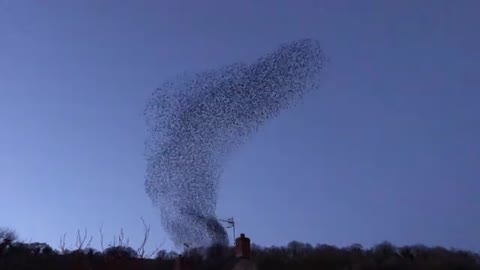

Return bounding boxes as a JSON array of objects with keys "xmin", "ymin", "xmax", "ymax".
[{"xmin": 219, "ymin": 217, "xmax": 235, "ymax": 243}]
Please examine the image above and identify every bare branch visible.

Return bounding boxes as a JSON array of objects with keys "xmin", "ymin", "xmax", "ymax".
[
  {"xmin": 99, "ymin": 223, "xmax": 105, "ymax": 251},
  {"xmin": 0, "ymin": 228, "xmax": 17, "ymax": 243},
  {"xmin": 110, "ymin": 234, "xmax": 117, "ymax": 247},
  {"xmin": 137, "ymin": 217, "xmax": 151, "ymax": 258},
  {"xmin": 147, "ymin": 238, "xmax": 166, "ymax": 258},
  {"xmin": 75, "ymin": 228, "xmax": 88, "ymax": 250},
  {"xmin": 86, "ymin": 236, "xmax": 94, "ymax": 249},
  {"xmin": 118, "ymin": 228, "xmax": 125, "ymax": 247},
  {"xmin": 147, "ymin": 247, "xmax": 161, "ymax": 258},
  {"xmin": 59, "ymin": 233, "xmax": 67, "ymax": 254}
]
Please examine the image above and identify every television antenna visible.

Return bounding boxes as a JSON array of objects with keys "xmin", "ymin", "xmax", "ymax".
[{"xmin": 218, "ymin": 217, "xmax": 235, "ymax": 243}]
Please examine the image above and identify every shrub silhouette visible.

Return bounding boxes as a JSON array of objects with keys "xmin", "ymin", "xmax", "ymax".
[
  {"xmin": 0, "ymin": 228, "xmax": 479, "ymax": 269},
  {"xmin": 104, "ymin": 246, "xmax": 138, "ymax": 258}
]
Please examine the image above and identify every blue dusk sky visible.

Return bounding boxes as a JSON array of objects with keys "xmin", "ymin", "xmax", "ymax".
[{"xmin": 0, "ymin": 1, "xmax": 479, "ymax": 252}]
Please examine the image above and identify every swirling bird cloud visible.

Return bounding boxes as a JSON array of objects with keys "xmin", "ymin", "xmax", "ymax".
[{"xmin": 145, "ymin": 39, "xmax": 327, "ymax": 248}]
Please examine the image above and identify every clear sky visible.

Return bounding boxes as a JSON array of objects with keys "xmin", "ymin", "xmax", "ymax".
[{"xmin": 1, "ymin": 0, "xmax": 479, "ymax": 253}]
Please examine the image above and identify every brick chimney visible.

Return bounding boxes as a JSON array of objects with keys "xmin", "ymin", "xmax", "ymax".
[
  {"xmin": 232, "ymin": 233, "xmax": 257, "ymax": 270},
  {"xmin": 235, "ymin": 233, "xmax": 251, "ymax": 259}
]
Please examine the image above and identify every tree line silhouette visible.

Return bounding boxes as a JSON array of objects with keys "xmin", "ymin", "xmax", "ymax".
[{"xmin": 1, "ymin": 227, "xmax": 479, "ymax": 269}]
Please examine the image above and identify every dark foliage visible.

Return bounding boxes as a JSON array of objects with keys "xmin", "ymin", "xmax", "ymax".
[
  {"xmin": 0, "ymin": 228, "xmax": 17, "ymax": 243},
  {"xmin": 104, "ymin": 246, "xmax": 138, "ymax": 258},
  {"xmin": 1, "ymin": 237, "xmax": 479, "ymax": 270}
]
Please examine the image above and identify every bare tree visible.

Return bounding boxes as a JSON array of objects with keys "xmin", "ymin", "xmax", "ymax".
[
  {"xmin": 99, "ymin": 223, "xmax": 105, "ymax": 251},
  {"xmin": 147, "ymin": 240, "xmax": 166, "ymax": 258},
  {"xmin": 99, "ymin": 218, "xmax": 163, "ymax": 258},
  {"xmin": 0, "ymin": 228, "xmax": 17, "ymax": 243},
  {"xmin": 135, "ymin": 218, "xmax": 166, "ymax": 258},
  {"xmin": 59, "ymin": 233, "xmax": 67, "ymax": 254},
  {"xmin": 75, "ymin": 228, "xmax": 93, "ymax": 250},
  {"xmin": 86, "ymin": 235, "xmax": 94, "ymax": 249},
  {"xmin": 137, "ymin": 217, "xmax": 151, "ymax": 258},
  {"xmin": 110, "ymin": 235, "xmax": 117, "ymax": 248},
  {"xmin": 108, "ymin": 228, "xmax": 129, "ymax": 248},
  {"xmin": 118, "ymin": 228, "xmax": 129, "ymax": 247}
]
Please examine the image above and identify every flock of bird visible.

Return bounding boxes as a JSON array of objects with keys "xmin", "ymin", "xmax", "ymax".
[{"xmin": 144, "ymin": 38, "xmax": 326, "ymax": 248}]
